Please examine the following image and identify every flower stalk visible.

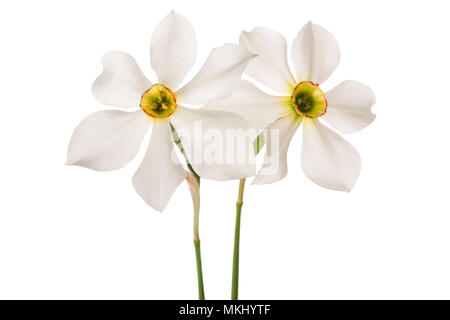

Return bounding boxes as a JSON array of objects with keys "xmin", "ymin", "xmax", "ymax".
[
  {"xmin": 186, "ymin": 171, "xmax": 204, "ymax": 300},
  {"xmin": 173, "ymin": 124, "xmax": 204, "ymax": 300},
  {"xmin": 231, "ymin": 178, "xmax": 246, "ymax": 300},
  {"xmin": 193, "ymin": 241, "xmax": 205, "ymax": 300}
]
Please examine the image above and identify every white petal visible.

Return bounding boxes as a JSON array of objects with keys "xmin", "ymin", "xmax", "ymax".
[
  {"xmin": 291, "ymin": 22, "xmax": 340, "ymax": 84},
  {"xmin": 170, "ymin": 106, "xmax": 256, "ymax": 181},
  {"xmin": 92, "ymin": 51, "xmax": 151, "ymax": 107},
  {"xmin": 67, "ymin": 110, "xmax": 151, "ymax": 171},
  {"xmin": 240, "ymin": 27, "xmax": 296, "ymax": 94},
  {"xmin": 322, "ymin": 80, "xmax": 376, "ymax": 133},
  {"xmin": 203, "ymin": 80, "xmax": 291, "ymax": 131},
  {"xmin": 301, "ymin": 119, "xmax": 361, "ymax": 192},
  {"xmin": 132, "ymin": 120, "xmax": 186, "ymax": 212},
  {"xmin": 150, "ymin": 11, "xmax": 197, "ymax": 90},
  {"xmin": 253, "ymin": 113, "xmax": 302, "ymax": 185},
  {"xmin": 176, "ymin": 44, "xmax": 256, "ymax": 105}
]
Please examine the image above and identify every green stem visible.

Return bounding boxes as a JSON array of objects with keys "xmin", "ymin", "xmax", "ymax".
[
  {"xmin": 194, "ymin": 240, "xmax": 205, "ymax": 300},
  {"xmin": 171, "ymin": 123, "xmax": 204, "ymax": 300},
  {"xmin": 232, "ymin": 178, "xmax": 246, "ymax": 300},
  {"xmin": 190, "ymin": 176, "xmax": 203, "ymax": 300},
  {"xmin": 187, "ymin": 174, "xmax": 204, "ymax": 300},
  {"xmin": 170, "ymin": 123, "xmax": 200, "ymax": 185}
]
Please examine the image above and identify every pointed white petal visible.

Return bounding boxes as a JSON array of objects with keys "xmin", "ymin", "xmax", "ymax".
[
  {"xmin": 150, "ymin": 11, "xmax": 197, "ymax": 89},
  {"xmin": 203, "ymin": 80, "xmax": 291, "ymax": 131},
  {"xmin": 253, "ymin": 113, "xmax": 302, "ymax": 185},
  {"xmin": 301, "ymin": 119, "xmax": 361, "ymax": 192},
  {"xmin": 240, "ymin": 27, "xmax": 296, "ymax": 94},
  {"xmin": 92, "ymin": 51, "xmax": 151, "ymax": 107},
  {"xmin": 291, "ymin": 22, "xmax": 340, "ymax": 84},
  {"xmin": 132, "ymin": 120, "xmax": 186, "ymax": 212},
  {"xmin": 176, "ymin": 44, "xmax": 255, "ymax": 105},
  {"xmin": 67, "ymin": 110, "xmax": 151, "ymax": 171},
  {"xmin": 170, "ymin": 106, "xmax": 256, "ymax": 181},
  {"xmin": 322, "ymin": 80, "xmax": 376, "ymax": 133}
]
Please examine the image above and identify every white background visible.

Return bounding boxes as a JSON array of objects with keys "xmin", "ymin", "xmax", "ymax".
[{"xmin": 0, "ymin": 0, "xmax": 449, "ymax": 300}]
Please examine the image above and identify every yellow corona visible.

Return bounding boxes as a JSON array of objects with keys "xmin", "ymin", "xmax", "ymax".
[
  {"xmin": 291, "ymin": 81, "xmax": 327, "ymax": 118},
  {"xmin": 140, "ymin": 84, "xmax": 177, "ymax": 119}
]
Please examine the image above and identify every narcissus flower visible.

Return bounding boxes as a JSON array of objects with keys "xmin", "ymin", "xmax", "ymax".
[
  {"xmin": 205, "ymin": 22, "xmax": 376, "ymax": 191},
  {"xmin": 67, "ymin": 12, "xmax": 256, "ymax": 211}
]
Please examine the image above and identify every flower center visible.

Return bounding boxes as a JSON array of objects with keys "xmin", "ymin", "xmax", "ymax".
[
  {"xmin": 140, "ymin": 84, "xmax": 177, "ymax": 118},
  {"xmin": 291, "ymin": 81, "xmax": 327, "ymax": 118}
]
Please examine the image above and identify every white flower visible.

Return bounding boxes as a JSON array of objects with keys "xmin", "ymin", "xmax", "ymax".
[
  {"xmin": 204, "ymin": 22, "xmax": 376, "ymax": 192},
  {"xmin": 67, "ymin": 12, "xmax": 256, "ymax": 211}
]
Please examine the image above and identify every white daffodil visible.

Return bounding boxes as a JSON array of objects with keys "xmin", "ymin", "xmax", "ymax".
[
  {"xmin": 67, "ymin": 12, "xmax": 256, "ymax": 211},
  {"xmin": 204, "ymin": 22, "xmax": 376, "ymax": 191}
]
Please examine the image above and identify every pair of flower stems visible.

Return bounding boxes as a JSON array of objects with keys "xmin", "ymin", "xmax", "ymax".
[
  {"xmin": 172, "ymin": 124, "xmax": 244, "ymax": 300},
  {"xmin": 192, "ymin": 177, "xmax": 245, "ymax": 301}
]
